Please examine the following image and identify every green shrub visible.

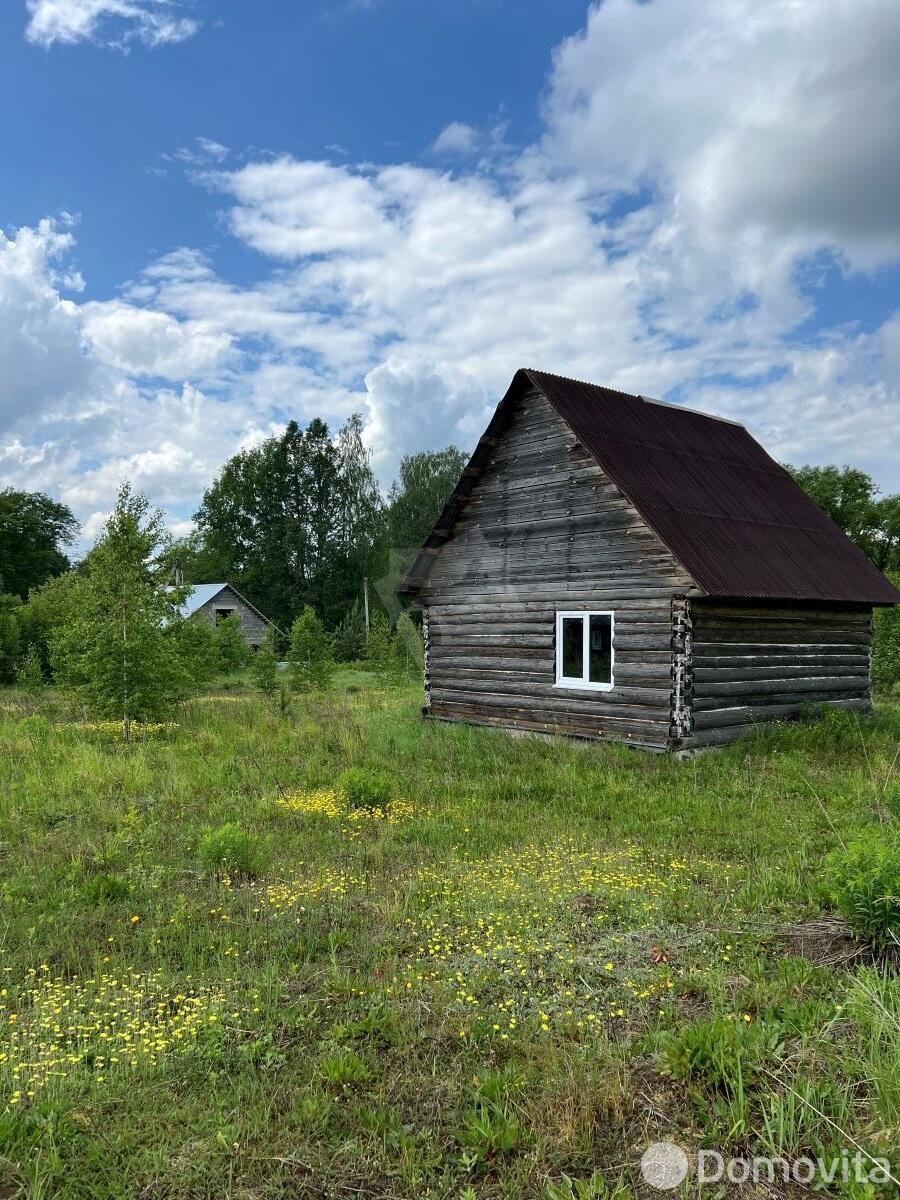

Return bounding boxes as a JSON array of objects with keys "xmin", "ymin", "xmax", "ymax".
[
  {"xmin": 197, "ymin": 822, "xmax": 266, "ymax": 879},
  {"xmin": 319, "ymin": 1048, "xmax": 372, "ymax": 1088},
  {"xmin": 251, "ymin": 629, "xmax": 279, "ymax": 695},
  {"xmin": 659, "ymin": 1013, "xmax": 783, "ymax": 1094},
  {"xmin": 81, "ymin": 873, "xmax": 131, "ymax": 905},
  {"xmin": 364, "ymin": 612, "xmax": 404, "ymax": 682},
  {"xmin": 826, "ymin": 830, "xmax": 900, "ymax": 950},
  {"xmin": 215, "ymin": 614, "xmax": 251, "ymax": 674},
  {"xmin": 15, "ymin": 643, "xmax": 44, "ymax": 693},
  {"xmin": 873, "ymin": 573, "xmax": 900, "ymax": 694},
  {"xmin": 337, "ymin": 766, "xmax": 393, "ymax": 811},
  {"xmin": 288, "ymin": 606, "xmax": 334, "ymax": 691},
  {"xmin": 333, "ymin": 601, "xmax": 366, "ymax": 663}
]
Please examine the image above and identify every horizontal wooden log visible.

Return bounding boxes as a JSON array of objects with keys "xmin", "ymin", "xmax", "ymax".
[
  {"xmin": 430, "ymin": 684, "xmax": 671, "ymax": 713},
  {"xmin": 432, "ymin": 665, "xmax": 673, "ymax": 689},
  {"xmin": 457, "ymin": 504, "xmax": 637, "ymax": 535},
  {"xmin": 698, "ymin": 675, "xmax": 869, "ymax": 698},
  {"xmin": 692, "ymin": 604, "xmax": 872, "ymax": 623},
  {"xmin": 691, "ymin": 697, "xmax": 873, "ymax": 729},
  {"xmin": 693, "ymin": 628, "xmax": 871, "ymax": 646},
  {"xmin": 429, "ymin": 632, "xmax": 552, "ymax": 648},
  {"xmin": 692, "ymin": 641, "xmax": 870, "ymax": 660},
  {"xmin": 429, "ymin": 568, "xmax": 683, "ymax": 591},
  {"xmin": 429, "ymin": 544, "xmax": 672, "ymax": 574},
  {"xmin": 430, "ymin": 656, "xmax": 671, "ymax": 677},
  {"xmin": 694, "ymin": 685, "xmax": 869, "ymax": 711},
  {"xmin": 427, "ymin": 651, "xmax": 674, "ymax": 672},
  {"xmin": 430, "ymin": 614, "xmax": 671, "ymax": 634},
  {"xmin": 427, "ymin": 645, "xmax": 547, "ymax": 662},
  {"xmin": 466, "ymin": 489, "xmax": 626, "ymax": 518},
  {"xmin": 472, "ymin": 471, "xmax": 622, "ymax": 504},
  {"xmin": 693, "ymin": 663, "xmax": 870, "ymax": 683},
  {"xmin": 691, "ymin": 653, "xmax": 870, "ymax": 670},
  {"xmin": 428, "ymin": 597, "xmax": 675, "ymax": 617},
  {"xmin": 428, "ymin": 704, "xmax": 670, "ymax": 747},
  {"xmin": 422, "ymin": 582, "xmax": 687, "ymax": 600},
  {"xmin": 429, "ymin": 632, "xmax": 672, "ymax": 653},
  {"xmin": 687, "ymin": 699, "xmax": 874, "ymax": 746},
  {"xmin": 693, "ymin": 623, "xmax": 872, "ymax": 643}
]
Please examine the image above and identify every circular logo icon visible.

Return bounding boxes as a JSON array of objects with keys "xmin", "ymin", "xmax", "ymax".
[{"xmin": 641, "ymin": 1142, "xmax": 689, "ymax": 1190}]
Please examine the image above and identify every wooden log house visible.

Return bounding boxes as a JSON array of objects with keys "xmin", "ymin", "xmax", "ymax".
[
  {"xmin": 399, "ymin": 369, "xmax": 900, "ymax": 751},
  {"xmin": 177, "ymin": 582, "xmax": 274, "ymax": 647}
]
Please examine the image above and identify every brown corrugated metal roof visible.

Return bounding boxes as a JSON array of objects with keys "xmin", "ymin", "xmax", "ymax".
[{"xmin": 400, "ymin": 368, "xmax": 900, "ymax": 605}]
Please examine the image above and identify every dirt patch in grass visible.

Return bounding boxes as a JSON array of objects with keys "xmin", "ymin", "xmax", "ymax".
[{"xmin": 781, "ymin": 916, "xmax": 871, "ymax": 968}]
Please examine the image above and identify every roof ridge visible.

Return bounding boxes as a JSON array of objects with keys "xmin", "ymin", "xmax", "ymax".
[
  {"xmin": 522, "ymin": 367, "xmax": 640, "ymax": 401},
  {"xmin": 524, "ymin": 367, "xmax": 745, "ymax": 428}
]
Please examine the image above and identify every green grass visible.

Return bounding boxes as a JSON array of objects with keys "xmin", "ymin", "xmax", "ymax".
[{"xmin": 0, "ymin": 685, "xmax": 897, "ymax": 1198}]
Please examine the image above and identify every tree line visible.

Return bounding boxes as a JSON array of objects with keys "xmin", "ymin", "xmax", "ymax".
[
  {"xmin": 166, "ymin": 414, "xmax": 466, "ymax": 634},
  {"xmin": 1, "ymin": 434, "xmax": 899, "ymax": 703}
]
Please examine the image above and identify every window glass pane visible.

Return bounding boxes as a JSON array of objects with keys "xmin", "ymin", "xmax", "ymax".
[
  {"xmin": 561, "ymin": 617, "xmax": 583, "ymax": 679},
  {"xmin": 588, "ymin": 615, "xmax": 612, "ymax": 683}
]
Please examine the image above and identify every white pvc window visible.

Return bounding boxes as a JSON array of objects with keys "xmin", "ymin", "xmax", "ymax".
[{"xmin": 555, "ymin": 611, "xmax": 614, "ymax": 691}]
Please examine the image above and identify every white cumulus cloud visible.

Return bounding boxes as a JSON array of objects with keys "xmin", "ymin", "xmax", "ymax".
[
  {"xmin": 5, "ymin": 0, "xmax": 900, "ymax": 548},
  {"xmin": 431, "ymin": 121, "xmax": 478, "ymax": 156},
  {"xmin": 25, "ymin": 0, "xmax": 199, "ymax": 48},
  {"xmin": 544, "ymin": 0, "xmax": 900, "ymax": 267},
  {"xmin": 82, "ymin": 301, "xmax": 234, "ymax": 379}
]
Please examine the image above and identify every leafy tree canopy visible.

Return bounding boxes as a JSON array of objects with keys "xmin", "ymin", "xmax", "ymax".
[
  {"xmin": 0, "ymin": 489, "xmax": 78, "ymax": 599},
  {"xmin": 195, "ymin": 415, "xmax": 382, "ymax": 630},
  {"xmin": 785, "ymin": 464, "xmax": 899, "ymax": 570},
  {"xmin": 52, "ymin": 483, "xmax": 188, "ymax": 735},
  {"xmin": 387, "ymin": 447, "xmax": 467, "ymax": 553},
  {"xmin": 288, "ymin": 605, "xmax": 334, "ymax": 691}
]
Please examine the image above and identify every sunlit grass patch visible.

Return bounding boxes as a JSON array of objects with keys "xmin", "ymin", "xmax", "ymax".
[
  {"xmin": 276, "ymin": 785, "xmax": 420, "ymax": 828},
  {"xmin": 277, "ymin": 787, "xmax": 343, "ymax": 819},
  {"xmin": 391, "ymin": 841, "xmax": 732, "ymax": 1039},
  {"xmin": 0, "ymin": 966, "xmax": 228, "ymax": 1108},
  {"xmin": 256, "ymin": 867, "xmax": 367, "ymax": 915},
  {"xmin": 56, "ymin": 720, "xmax": 181, "ymax": 739}
]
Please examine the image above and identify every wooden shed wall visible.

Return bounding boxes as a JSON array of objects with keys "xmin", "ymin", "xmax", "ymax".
[
  {"xmin": 687, "ymin": 601, "xmax": 874, "ymax": 747},
  {"xmin": 419, "ymin": 388, "xmax": 693, "ymax": 749},
  {"xmin": 197, "ymin": 586, "xmax": 270, "ymax": 646}
]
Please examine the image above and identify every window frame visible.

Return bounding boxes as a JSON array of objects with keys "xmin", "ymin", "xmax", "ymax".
[{"xmin": 554, "ymin": 610, "xmax": 615, "ymax": 692}]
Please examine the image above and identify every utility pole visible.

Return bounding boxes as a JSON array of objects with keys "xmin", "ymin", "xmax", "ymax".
[{"xmin": 363, "ymin": 577, "xmax": 370, "ymax": 637}]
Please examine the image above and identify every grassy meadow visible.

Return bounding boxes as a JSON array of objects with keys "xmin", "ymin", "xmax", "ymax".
[{"xmin": 0, "ymin": 676, "xmax": 898, "ymax": 1198}]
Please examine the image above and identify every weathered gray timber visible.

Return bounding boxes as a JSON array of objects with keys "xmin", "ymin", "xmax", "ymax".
[
  {"xmin": 419, "ymin": 387, "xmax": 693, "ymax": 750},
  {"xmin": 401, "ymin": 369, "xmax": 899, "ymax": 752},
  {"xmin": 686, "ymin": 601, "xmax": 873, "ymax": 747},
  {"xmin": 180, "ymin": 583, "xmax": 273, "ymax": 647}
]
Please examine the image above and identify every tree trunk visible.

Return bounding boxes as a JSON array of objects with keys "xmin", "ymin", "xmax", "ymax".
[{"xmin": 122, "ymin": 581, "xmax": 130, "ymax": 744}]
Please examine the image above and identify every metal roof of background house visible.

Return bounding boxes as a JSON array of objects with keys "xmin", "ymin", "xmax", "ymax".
[
  {"xmin": 177, "ymin": 582, "xmax": 231, "ymax": 618},
  {"xmin": 175, "ymin": 582, "xmax": 280, "ymax": 632},
  {"xmin": 401, "ymin": 368, "xmax": 900, "ymax": 606}
]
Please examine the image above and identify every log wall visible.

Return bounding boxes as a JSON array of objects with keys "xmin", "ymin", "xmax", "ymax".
[
  {"xmin": 687, "ymin": 601, "xmax": 874, "ymax": 747},
  {"xmin": 419, "ymin": 388, "xmax": 692, "ymax": 749}
]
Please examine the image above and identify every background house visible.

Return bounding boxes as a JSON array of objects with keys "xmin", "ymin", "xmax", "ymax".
[
  {"xmin": 400, "ymin": 369, "xmax": 900, "ymax": 751},
  {"xmin": 177, "ymin": 582, "xmax": 274, "ymax": 648}
]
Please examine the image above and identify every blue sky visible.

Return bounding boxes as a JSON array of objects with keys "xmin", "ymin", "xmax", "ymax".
[{"xmin": 1, "ymin": 0, "xmax": 899, "ymax": 544}]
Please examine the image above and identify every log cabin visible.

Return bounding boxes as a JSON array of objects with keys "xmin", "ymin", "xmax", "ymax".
[{"xmin": 398, "ymin": 369, "xmax": 900, "ymax": 751}]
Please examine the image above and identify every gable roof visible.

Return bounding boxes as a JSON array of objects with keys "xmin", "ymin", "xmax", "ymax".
[
  {"xmin": 178, "ymin": 582, "xmax": 230, "ymax": 617},
  {"xmin": 400, "ymin": 368, "xmax": 900, "ymax": 606},
  {"xmin": 177, "ymin": 582, "xmax": 275, "ymax": 626}
]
